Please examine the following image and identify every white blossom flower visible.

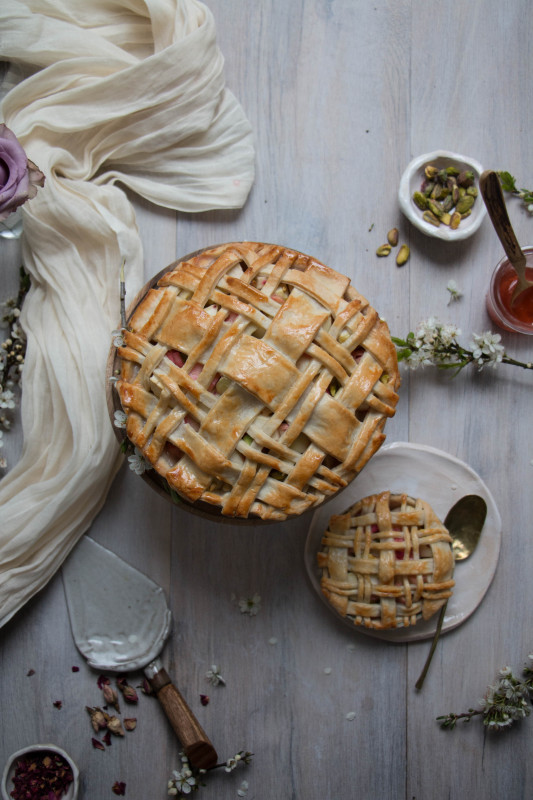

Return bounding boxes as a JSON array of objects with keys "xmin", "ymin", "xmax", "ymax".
[
  {"xmin": 225, "ymin": 756, "xmax": 239, "ymax": 773},
  {"xmin": 168, "ymin": 766, "xmax": 197, "ymax": 795},
  {"xmin": 237, "ymin": 780, "xmax": 249, "ymax": 797},
  {"xmin": 405, "ymin": 349, "xmax": 433, "ymax": 370},
  {"xmin": 114, "ymin": 409, "xmax": 127, "ymax": 428},
  {"xmin": 469, "ymin": 332, "xmax": 504, "ymax": 368},
  {"xmin": 11, "ymin": 321, "xmax": 25, "ymax": 340},
  {"xmin": 205, "ymin": 664, "xmax": 225, "ymax": 686},
  {"xmin": 128, "ymin": 447, "xmax": 150, "ymax": 475},
  {"xmin": 238, "ymin": 594, "xmax": 262, "ymax": 616},
  {"xmin": 438, "ymin": 322, "xmax": 461, "ymax": 346},
  {"xmin": 414, "ymin": 316, "xmax": 439, "ymax": 346},
  {"xmin": 0, "ymin": 389, "xmax": 15, "ymax": 409},
  {"xmin": 499, "ymin": 666, "xmax": 513, "ymax": 678},
  {"xmin": 446, "ymin": 280, "xmax": 463, "ymax": 304}
]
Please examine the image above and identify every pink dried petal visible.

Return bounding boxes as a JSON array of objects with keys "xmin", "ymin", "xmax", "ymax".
[
  {"xmin": 103, "ymin": 730, "xmax": 112, "ymax": 747},
  {"xmin": 71, "ymin": 666, "xmax": 80, "ymax": 672},
  {"xmin": 97, "ymin": 674, "xmax": 111, "ymax": 689},
  {"xmin": 91, "ymin": 738, "xmax": 105, "ymax": 751},
  {"xmin": 200, "ymin": 694, "xmax": 210, "ymax": 706},
  {"xmin": 112, "ymin": 781, "xmax": 126, "ymax": 795},
  {"xmin": 26, "ymin": 668, "xmax": 35, "ymax": 676},
  {"xmin": 53, "ymin": 700, "xmax": 62, "ymax": 709}
]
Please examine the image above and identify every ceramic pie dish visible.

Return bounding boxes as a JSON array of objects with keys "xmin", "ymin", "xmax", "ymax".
[
  {"xmin": 305, "ymin": 442, "xmax": 502, "ymax": 642},
  {"xmin": 108, "ymin": 242, "xmax": 400, "ymax": 522}
]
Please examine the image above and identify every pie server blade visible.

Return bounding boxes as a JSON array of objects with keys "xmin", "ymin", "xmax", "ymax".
[{"xmin": 61, "ymin": 535, "xmax": 217, "ymax": 769}]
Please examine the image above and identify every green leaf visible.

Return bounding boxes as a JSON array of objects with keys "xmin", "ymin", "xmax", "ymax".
[
  {"xmin": 396, "ymin": 348, "xmax": 413, "ymax": 362},
  {"xmin": 498, "ymin": 171, "xmax": 517, "ymax": 193},
  {"xmin": 437, "ymin": 361, "xmax": 465, "ymax": 369},
  {"xmin": 391, "ymin": 336, "xmax": 408, "ymax": 346}
]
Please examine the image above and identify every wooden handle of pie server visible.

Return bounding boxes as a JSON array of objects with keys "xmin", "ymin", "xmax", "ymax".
[{"xmin": 146, "ymin": 660, "xmax": 218, "ymax": 769}]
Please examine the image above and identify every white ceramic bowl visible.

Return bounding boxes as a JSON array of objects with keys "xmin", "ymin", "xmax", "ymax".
[
  {"xmin": 398, "ymin": 150, "xmax": 486, "ymax": 241},
  {"xmin": 1, "ymin": 744, "xmax": 79, "ymax": 800}
]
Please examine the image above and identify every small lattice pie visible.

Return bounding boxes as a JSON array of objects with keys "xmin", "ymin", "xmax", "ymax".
[
  {"xmin": 115, "ymin": 242, "xmax": 400, "ymax": 520},
  {"xmin": 317, "ymin": 491, "xmax": 455, "ymax": 628}
]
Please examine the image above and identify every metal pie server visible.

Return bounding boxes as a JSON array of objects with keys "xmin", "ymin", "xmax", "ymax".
[{"xmin": 61, "ymin": 535, "xmax": 217, "ymax": 769}]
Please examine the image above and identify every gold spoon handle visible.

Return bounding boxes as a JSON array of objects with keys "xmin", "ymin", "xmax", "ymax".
[
  {"xmin": 480, "ymin": 170, "xmax": 527, "ymax": 277},
  {"xmin": 415, "ymin": 601, "xmax": 447, "ymax": 691}
]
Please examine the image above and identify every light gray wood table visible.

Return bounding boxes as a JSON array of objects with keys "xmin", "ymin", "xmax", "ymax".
[{"xmin": 1, "ymin": 2, "xmax": 532, "ymax": 798}]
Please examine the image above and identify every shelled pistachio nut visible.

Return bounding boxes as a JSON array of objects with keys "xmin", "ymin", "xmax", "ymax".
[
  {"xmin": 396, "ymin": 244, "xmax": 410, "ymax": 266},
  {"xmin": 387, "ymin": 228, "xmax": 399, "ymax": 246},
  {"xmin": 376, "ymin": 244, "xmax": 392, "ymax": 257}
]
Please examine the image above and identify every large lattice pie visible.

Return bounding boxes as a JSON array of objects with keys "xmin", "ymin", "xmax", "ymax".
[
  {"xmin": 317, "ymin": 491, "xmax": 455, "ymax": 628},
  {"xmin": 115, "ymin": 242, "xmax": 400, "ymax": 520}
]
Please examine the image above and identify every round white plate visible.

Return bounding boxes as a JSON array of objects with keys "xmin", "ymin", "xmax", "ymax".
[{"xmin": 304, "ymin": 442, "xmax": 502, "ymax": 642}]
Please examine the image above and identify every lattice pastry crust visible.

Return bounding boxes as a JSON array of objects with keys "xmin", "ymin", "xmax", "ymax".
[
  {"xmin": 317, "ymin": 491, "xmax": 455, "ymax": 628},
  {"xmin": 116, "ymin": 242, "xmax": 400, "ymax": 520}
]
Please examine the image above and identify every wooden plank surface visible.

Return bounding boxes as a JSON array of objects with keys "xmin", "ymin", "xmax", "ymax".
[{"xmin": 1, "ymin": 2, "xmax": 533, "ymax": 799}]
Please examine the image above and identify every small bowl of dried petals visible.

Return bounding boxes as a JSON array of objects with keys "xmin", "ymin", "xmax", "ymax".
[
  {"xmin": 1, "ymin": 744, "xmax": 79, "ymax": 800},
  {"xmin": 398, "ymin": 150, "xmax": 486, "ymax": 241}
]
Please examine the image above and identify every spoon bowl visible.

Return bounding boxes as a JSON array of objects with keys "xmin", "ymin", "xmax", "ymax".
[
  {"xmin": 448, "ymin": 494, "xmax": 488, "ymax": 561},
  {"xmin": 480, "ymin": 170, "xmax": 533, "ymax": 304}
]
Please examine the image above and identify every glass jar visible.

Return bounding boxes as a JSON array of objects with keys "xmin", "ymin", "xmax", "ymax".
[{"xmin": 486, "ymin": 246, "xmax": 533, "ymax": 334}]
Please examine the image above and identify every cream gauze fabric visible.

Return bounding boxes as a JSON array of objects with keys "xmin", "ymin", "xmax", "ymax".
[{"xmin": 0, "ymin": 0, "xmax": 255, "ymax": 628}]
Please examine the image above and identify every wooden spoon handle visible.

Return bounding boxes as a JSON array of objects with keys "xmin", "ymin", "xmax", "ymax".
[
  {"xmin": 479, "ymin": 170, "xmax": 526, "ymax": 270},
  {"xmin": 147, "ymin": 660, "xmax": 218, "ymax": 769}
]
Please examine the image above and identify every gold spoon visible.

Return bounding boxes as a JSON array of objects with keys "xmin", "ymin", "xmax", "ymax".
[
  {"xmin": 415, "ymin": 494, "xmax": 487, "ymax": 690},
  {"xmin": 480, "ymin": 170, "xmax": 533, "ymax": 305}
]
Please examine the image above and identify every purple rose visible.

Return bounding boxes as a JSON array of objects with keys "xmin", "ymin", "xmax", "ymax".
[{"xmin": 0, "ymin": 123, "xmax": 45, "ymax": 221}]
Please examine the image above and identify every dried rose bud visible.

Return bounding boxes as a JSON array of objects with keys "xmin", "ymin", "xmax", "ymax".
[
  {"xmin": 91, "ymin": 738, "xmax": 105, "ymax": 751},
  {"xmin": 112, "ymin": 781, "xmax": 126, "ymax": 796},
  {"xmin": 105, "ymin": 714, "xmax": 125, "ymax": 737},
  {"xmin": 117, "ymin": 677, "xmax": 138, "ymax": 704},
  {"xmin": 86, "ymin": 706, "xmax": 107, "ymax": 732},
  {"xmin": 97, "ymin": 674, "xmax": 111, "ymax": 689},
  {"xmin": 124, "ymin": 718, "xmax": 137, "ymax": 731},
  {"xmin": 138, "ymin": 677, "xmax": 154, "ymax": 696},
  {"xmin": 103, "ymin": 683, "xmax": 120, "ymax": 711}
]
